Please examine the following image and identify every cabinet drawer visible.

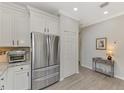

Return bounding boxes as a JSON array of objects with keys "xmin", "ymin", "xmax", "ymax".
[{"xmin": 13, "ymin": 64, "xmax": 30, "ymax": 71}]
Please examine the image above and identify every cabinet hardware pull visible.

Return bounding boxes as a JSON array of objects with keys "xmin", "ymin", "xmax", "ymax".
[
  {"xmin": 17, "ymin": 40, "xmax": 19, "ymax": 46},
  {"xmin": 47, "ymin": 28, "xmax": 49, "ymax": 32},
  {"xmin": 12, "ymin": 40, "xmax": 14, "ymax": 46},
  {"xmin": 20, "ymin": 68, "xmax": 23, "ymax": 70},
  {"xmin": 1, "ymin": 78, "xmax": 4, "ymax": 80},
  {"xmin": 44, "ymin": 28, "xmax": 46, "ymax": 32},
  {"xmin": 2, "ymin": 85, "xmax": 4, "ymax": 90},
  {"xmin": 27, "ymin": 72, "xmax": 29, "ymax": 76}
]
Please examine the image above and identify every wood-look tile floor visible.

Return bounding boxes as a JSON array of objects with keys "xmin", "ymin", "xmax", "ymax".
[{"xmin": 45, "ymin": 67, "xmax": 124, "ymax": 90}]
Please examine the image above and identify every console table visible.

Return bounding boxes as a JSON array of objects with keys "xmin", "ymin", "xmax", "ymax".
[{"xmin": 92, "ymin": 57, "xmax": 114, "ymax": 77}]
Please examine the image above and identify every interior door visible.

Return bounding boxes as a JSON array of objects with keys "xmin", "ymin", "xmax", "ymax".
[
  {"xmin": 61, "ymin": 31, "xmax": 78, "ymax": 78},
  {"xmin": 32, "ymin": 32, "xmax": 48, "ymax": 69},
  {"xmin": 48, "ymin": 35, "xmax": 60, "ymax": 66}
]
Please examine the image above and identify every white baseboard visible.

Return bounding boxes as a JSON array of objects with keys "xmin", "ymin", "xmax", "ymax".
[
  {"xmin": 60, "ymin": 78, "xmax": 64, "ymax": 81},
  {"xmin": 115, "ymin": 75, "xmax": 124, "ymax": 80},
  {"xmin": 60, "ymin": 71, "xmax": 79, "ymax": 81},
  {"xmin": 81, "ymin": 64, "xmax": 124, "ymax": 81},
  {"xmin": 76, "ymin": 71, "xmax": 79, "ymax": 74}
]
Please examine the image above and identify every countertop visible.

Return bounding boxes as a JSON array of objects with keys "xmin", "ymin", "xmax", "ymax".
[
  {"xmin": 0, "ymin": 62, "xmax": 8, "ymax": 77},
  {"xmin": 0, "ymin": 61, "xmax": 31, "ymax": 77}
]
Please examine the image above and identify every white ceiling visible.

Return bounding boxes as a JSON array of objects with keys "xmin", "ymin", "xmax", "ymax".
[{"xmin": 15, "ymin": 2, "xmax": 124, "ymax": 28}]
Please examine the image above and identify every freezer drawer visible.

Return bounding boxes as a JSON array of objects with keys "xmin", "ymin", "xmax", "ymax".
[
  {"xmin": 47, "ymin": 73, "xmax": 59, "ymax": 86},
  {"xmin": 32, "ymin": 72, "xmax": 59, "ymax": 90},
  {"xmin": 32, "ymin": 78, "xmax": 47, "ymax": 90},
  {"xmin": 47, "ymin": 65, "xmax": 59, "ymax": 75},
  {"xmin": 32, "ymin": 65, "xmax": 59, "ymax": 79},
  {"xmin": 32, "ymin": 68, "xmax": 48, "ymax": 80}
]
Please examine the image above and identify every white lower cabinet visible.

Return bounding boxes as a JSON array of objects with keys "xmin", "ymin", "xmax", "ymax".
[
  {"xmin": 6, "ymin": 64, "xmax": 31, "ymax": 90},
  {"xmin": 0, "ymin": 71, "xmax": 7, "ymax": 90},
  {"xmin": 13, "ymin": 70, "xmax": 30, "ymax": 90}
]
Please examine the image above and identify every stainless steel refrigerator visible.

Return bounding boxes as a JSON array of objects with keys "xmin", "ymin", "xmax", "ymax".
[{"xmin": 31, "ymin": 32, "xmax": 60, "ymax": 90}]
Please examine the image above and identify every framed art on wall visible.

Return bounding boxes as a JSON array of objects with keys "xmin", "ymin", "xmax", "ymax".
[{"xmin": 96, "ymin": 37, "xmax": 107, "ymax": 50}]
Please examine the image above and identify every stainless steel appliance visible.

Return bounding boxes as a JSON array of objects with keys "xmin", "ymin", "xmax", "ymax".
[
  {"xmin": 31, "ymin": 32, "xmax": 60, "ymax": 90},
  {"xmin": 8, "ymin": 51, "xmax": 26, "ymax": 63}
]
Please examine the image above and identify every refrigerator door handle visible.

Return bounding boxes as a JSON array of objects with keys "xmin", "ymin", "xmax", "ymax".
[
  {"xmin": 57, "ymin": 38, "xmax": 60, "ymax": 65},
  {"xmin": 47, "ymin": 36, "xmax": 50, "ymax": 66},
  {"xmin": 31, "ymin": 33, "xmax": 35, "ymax": 70}
]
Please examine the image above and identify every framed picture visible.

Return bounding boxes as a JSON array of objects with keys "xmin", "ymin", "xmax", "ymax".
[{"xmin": 96, "ymin": 37, "xmax": 107, "ymax": 50}]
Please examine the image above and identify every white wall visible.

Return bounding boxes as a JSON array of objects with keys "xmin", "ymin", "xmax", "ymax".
[
  {"xmin": 80, "ymin": 15, "xmax": 124, "ymax": 80},
  {"xmin": 60, "ymin": 14, "xmax": 79, "ymax": 80}
]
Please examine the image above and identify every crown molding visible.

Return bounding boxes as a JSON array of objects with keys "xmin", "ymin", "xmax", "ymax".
[
  {"xmin": 27, "ymin": 5, "xmax": 59, "ymax": 19},
  {"xmin": 0, "ymin": 3, "xmax": 27, "ymax": 13},
  {"xmin": 80, "ymin": 12, "xmax": 124, "ymax": 29},
  {"xmin": 59, "ymin": 10, "xmax": 79, "ymax": 21}
]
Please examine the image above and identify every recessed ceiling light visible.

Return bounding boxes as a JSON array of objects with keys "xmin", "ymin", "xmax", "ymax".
[
  {"xmin": 73, "ymin": 8, "xmax": 78, "ymax": 11},
  {"xmin": 104, "ymin": 11, "xmax": 108, "ymax": 14}
]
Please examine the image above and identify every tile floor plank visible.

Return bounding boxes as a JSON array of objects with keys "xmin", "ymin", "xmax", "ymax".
[{"xmin": 45, "ymin": 67, "xmax": 124, "ymax": 90}]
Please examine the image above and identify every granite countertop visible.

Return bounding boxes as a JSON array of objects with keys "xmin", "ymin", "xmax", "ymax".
[
  {"xmin": 0, "ymin": 61, "xmax": 31, "ymax": 77},
  {"xmin": 8, "ymin": 61, "xmax": 31, "ymax": 67}
]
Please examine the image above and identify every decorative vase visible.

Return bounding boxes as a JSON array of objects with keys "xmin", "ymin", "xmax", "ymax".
[{"xmin": 107, "ymin": 56, "xmax": 112, "ymax": 60}]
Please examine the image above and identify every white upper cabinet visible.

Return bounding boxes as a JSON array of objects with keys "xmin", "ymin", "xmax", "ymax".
[
  {"xmin": 29, "ymin": 7, "xmax": 59, "ymax": 35},
  {"xmin": 0, "ymin": 11, "xmax": 14, "ymax": 46},
  {"xmin": 14, "ymin": 14, "xmax": 30, "ymax": 47},
  {"xmin": 0, "ymin": 4, "xmax": 30, "ymax": 47},
  {"xmin": 45, "ymin": 16, "xmax": 59, "ymax": 35},
  {"xmin": 30, "ymin": 12, "xmax": 46, "ymax": 33},
  {"xmin": 0, "ymin": 4, "xmax": 59, "ymax": 47}
]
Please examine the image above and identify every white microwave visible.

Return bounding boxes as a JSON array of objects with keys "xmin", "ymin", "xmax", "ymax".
[{"xmin": 8, "ymin": 51, "xmax": 26, "ymax": 63}]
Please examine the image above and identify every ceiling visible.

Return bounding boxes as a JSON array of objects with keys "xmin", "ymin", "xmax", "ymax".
[{"xmin": 15, "ymin": 2, "xmax": 124, "ymax": 28}]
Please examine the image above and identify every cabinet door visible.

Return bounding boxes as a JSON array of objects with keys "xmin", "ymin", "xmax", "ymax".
[
  {"xmin": 6, "ymin": 67, "xmax": 14, "ymax": 89},
  {"xmin": 0, "ymin": 70, "xmax": 7, "ymax": 90},
  {"xmin": 13, "ymin": 70, "xmax": 29, "ymax": 90},
  {"xmin": 46, "ymin": 16, "xmax": 59, "ymax": 35},
  {"xmin": 7, "ymin": 65, "xmax": 30, "ymax": 90},
  {"xmin": 30, "ymin": 12, "xmax": 46, "ymax": 33},
  {"xmin": 14, "ymin": 14, "xmax": 30, "ymax": 47},
  {"xmin": 0, "ymin": 11, "xmax": 14, "ymax": 46}
]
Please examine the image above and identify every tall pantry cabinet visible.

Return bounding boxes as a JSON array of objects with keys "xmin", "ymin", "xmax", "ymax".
[{"xmin": 60, "ymin": 14, "xmax": 79, "ymax": 80}]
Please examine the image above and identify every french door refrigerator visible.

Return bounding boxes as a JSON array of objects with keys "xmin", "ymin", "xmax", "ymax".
[{"xmin": 31, "ymin": 32, "xmax": 60, "ymax": 90}]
